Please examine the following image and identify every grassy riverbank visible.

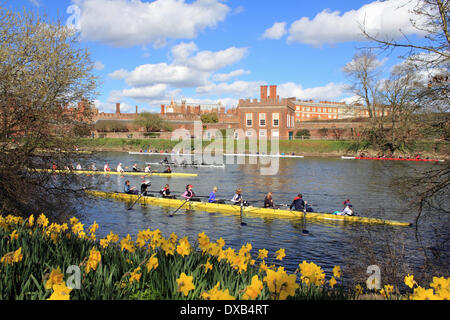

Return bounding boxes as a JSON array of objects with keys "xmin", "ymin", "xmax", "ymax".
[
  {"xmin": 2, "ymin": 213, "xmax": 447, "ymax": 300},
  {"xmin": 78, "ymin": 138, "xmax": 449, "ymax": 159}
]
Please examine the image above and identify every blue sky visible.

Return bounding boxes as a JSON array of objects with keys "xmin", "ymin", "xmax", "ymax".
[{"xmin": 8, "ymin": 0, "xmax": 427, "ymax": 113}]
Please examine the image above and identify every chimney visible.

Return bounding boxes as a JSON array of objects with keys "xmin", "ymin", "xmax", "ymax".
[
  {"xmin": 136, "ymin": 105, "xmax": 138, "ymax": 114},
  {"xmin": 260, "ymin": 85, "xmax": 268, "ymax": 102},
  {"xmin": 269, "ymin": 85, "xmax": 277, "ymax": 101},
  {"xmin": 116, "ymin": 103, "xmax": 121, "ymax": 114},
  {"xmin": 161, "ymin": 104, "xmax": 165, "ymax": 114}
]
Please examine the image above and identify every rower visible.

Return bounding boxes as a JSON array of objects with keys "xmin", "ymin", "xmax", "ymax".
[
  {"xmin": 334, "ymin": 204, "xmax": 354, "ymax": 216},
  {"xmin": 124, "ymin": 180, "xmax": 138, "ymax": 195},
  {"xmin": 161, "ymin": 157, "xmax": 169, "ymax": 164},
  {"xmin": 290, "ymin": 194, "xmax": 308, "ymax": 211},
  {"xmin": 160, "ymin": 184, "xmax": 171, "ymax": 198},
  {"xmin": 104, "ymin": 163, "xmax": 111, "ymax": 172},
  {"xmin": 140, "ymin": 180, "xmax": 151, "ymax": 196},
  {"xmin": 182, "ymin": 184, "xmax": 195, "ymax": 200},
  {"xmin": 117, "ymin": 163, "xmax": 124, "ymax": 172},
  {"xmin": 208, "ymin": 186, "xmax": 218, "ymax": 203},
  {"xmin": 91, "ymin": 163, "xmax": 97, "ymax": 171},
  {"xmin": 52, "ymin": 163, "xmax": 57, "ymax": 170},
  {"xmin": 162, "ymin": 166, "xmax": 172, "ymax": 174},
  {"xmin": 264, "ymin": 192, "xmax": 274, "ymax": 208},
  {"xmin": 144, "ymin": 165, "xmax": 152, "ymax": 173},
  {"xmin": 132, "ymin": 163, "xmax": 139, "ymax": 172},
  {"xmin": 76, "ymin": 163, "xmax": 82, "ymax": 171},
  {"xmin": 231, "ymin": 188, "xmax": 243, "ymax": 206}
]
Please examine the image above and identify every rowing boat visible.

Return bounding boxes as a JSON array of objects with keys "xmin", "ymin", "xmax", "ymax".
[
  {"xmin": 146, "ymin": 162, "xmax": 225, "ymax": 168},
  {"xmin": 341, "ymin": 156, "xmax": 444, "ymax": 162},
  {"xmin": 35, "ymin": 169, "xmax": 198, "ymax": 178},
  {"xmin": 86, "ymin": 190, "xmax": 412, "ymax": 227}
]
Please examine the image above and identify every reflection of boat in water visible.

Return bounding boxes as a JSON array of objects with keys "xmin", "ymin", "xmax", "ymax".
[
  {"xmin": 34, "ymin": 169, "xmax": 198, "ymax": 178},
  {"xmin": 146, "ymin": 162, "xmax": 225, "ymax": 168},
  {"xmin": 87, "ymin": 190, "xmax": 412, "ymax": 227},
  {"xmin": 341, "ymin": 156, "xmax": 444, "ymax": 162}
]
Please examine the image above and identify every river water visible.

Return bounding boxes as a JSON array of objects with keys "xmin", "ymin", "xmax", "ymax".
[{"xmin": 77, "ymin": 151, "xmax": 448, "ymax": 284}]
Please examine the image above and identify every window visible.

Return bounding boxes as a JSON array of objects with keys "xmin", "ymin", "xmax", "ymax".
[
  {"xmin": 246, "ymin": 131, "xmax": 253, "ymax": 137},
  {"xmin": 272, "ymin": 113, "xmax": 279, "ymax": 127},
  {"xmin": 246, "ymin": 113, "xmax": 253, "ymax": 127},
  {"xmin": 259, "ymin": 113, "xmax": 266, "ymax": 127},
  {"xmin": 272, "ymin": 130, "xmax": 279, "ymax": 137},
  {"xmin": 259, "ymin": 130, "xmax": 266, "ymax": 137},
  {"xmin": 287, "ymin": 114, "xmax": 290, "ymax": 128}
]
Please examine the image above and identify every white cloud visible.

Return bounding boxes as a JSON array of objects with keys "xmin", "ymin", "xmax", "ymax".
[
  {"xmin": 262, "ymin": 22, "xmax": 287, "ymax": 40},
  {"xmin": 286, "ymin": 0, "xmax": 427, "ymax": 46},
  {"xmin": 108, "ymin": 69, "xmax": 130, "ymax": 80},
  {"xmin": 277, "ymin": 82, "xmax": 349, "ymax": 101},
  {"xmin": 73, "ymin": 0, "xmax": 230, "ymax": 47},
  {"xmin": 181, "ymin": 46, "xmax": 249, "ymax": 72},
  {"xmin": 93, "ymin": 60, "xmax": 105, "ymax": 71},
  {"xmin": 29, "ymin": 0, "xmax": 40, "ymax": 7},
  {"xmin": 212, "ymin": 69, "xmax": 251, "ymax": 82},
  {"xmin": 196, "ymin": 80, "xmax": 266, "ymax": 97}
]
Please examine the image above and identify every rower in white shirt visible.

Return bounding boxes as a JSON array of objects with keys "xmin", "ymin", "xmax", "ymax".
[{"xmin": 117, "ymin": 163, "xmax": 124, "ymax": 172}]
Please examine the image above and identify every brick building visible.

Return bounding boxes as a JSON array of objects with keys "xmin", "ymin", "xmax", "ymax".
[{"xmin": 237, "ymin": 85, "xmax": 296, "ymax": 140}]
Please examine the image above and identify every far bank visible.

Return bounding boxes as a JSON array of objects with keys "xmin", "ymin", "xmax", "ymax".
[{"xmin": 77, "ymin": 138, "xmax": 450, "ymax": 160}]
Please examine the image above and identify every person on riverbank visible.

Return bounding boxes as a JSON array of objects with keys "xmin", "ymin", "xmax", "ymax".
[
  {"xmin": 231, "ymin": 188, "xmax": 244, "ymax": 206},
  {"xmin": 124, "ymin": 180, "xmax": 138, "ymax": 195},
  {"xmin": 264, "ymin": 192, "xmax": 274, "ymax": 208},
  {"xmin": 208, "ymin": 187, "xmax": 218, "ymax": 203},
  {"xmin": 160, "ymin": 184, "xmax": 171, "ymax": 198},
  {"xmin": 182, "ymin": 184, "xmax": 195, "ymax": 200}
]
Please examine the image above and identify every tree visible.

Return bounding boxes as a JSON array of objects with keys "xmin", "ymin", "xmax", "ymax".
[
  {"xmin": 134, "ymin": 112, "xmax": 170, "ymax": 132},
  {"xmin": 0, "ymin": 7, "xmax": 98, "ymax": 218},
  {"xmin": 200, "ymin": 112, "xmax": 219, "ymax": 124}
]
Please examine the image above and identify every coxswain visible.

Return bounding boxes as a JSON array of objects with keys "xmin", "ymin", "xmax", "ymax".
[
  {"xmin": 231, "ymin": 188, "xmax": 243, "ymax": 206},
  {"xmin": 124, "ymin": 180, "xmax": 138, "ymax": 195},
  {"xmin": 264, "ymin": 192, "xmax": 274, "ymax": 208},
  {"xmin": 160, "ymin": 184, "xmax": 171, "ymax": 198},
  {"xmin": 182, "ymin": 184, "xmax": 195, "ymax": 200}
]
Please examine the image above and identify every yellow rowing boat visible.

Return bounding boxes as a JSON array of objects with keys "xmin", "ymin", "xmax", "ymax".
[
  {"xmin": 35, "ymin": 169, "xmax": 198, "ymax": 178},
  {"xmin": 86, "ymin": 190, "xmax": 412, "ymax": 227}
]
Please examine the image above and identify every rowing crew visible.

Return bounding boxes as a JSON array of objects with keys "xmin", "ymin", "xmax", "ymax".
[{"xmin": 123, "ymin": 182, "xmax": 355, "ymax": 216}]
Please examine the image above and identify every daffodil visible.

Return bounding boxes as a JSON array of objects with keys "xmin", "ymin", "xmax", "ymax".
[
  {"xmin": 203, "ymin": 259, "xmax": 213, "ymax": 274},
  {"xmin": 263, "ymin": 267, "xmax": 299, "ymax": 300},
  {"xmin": 201, "ymin": 282, "xmax": 235, "ymax": 300},
  {"xmin": 176, "ymin": 236, "xmax": 192, "ymax": 257},
  {"xmin": 380, "ymin": 285, "xmax": 394, "ymax": 299},
  {"xmin": 410, "ymin": 286, "xmax": 437, "ymax": 300},
  {"xmin": 275, "ymin": 248, "xmax": 286, "ymax": 261},
  {"xmin": 298, "ymin": 261, "xmax": 325, "ymax": 286},
  {"xmin": 85, "ymin": 247, "xmax": 101, "ymax": 273},
  {"xmin": 333, "ymin": 265, "xmax": 341, "ymax": 278},
  {"xmin": 45, "ymin": 267, "xmax": 64, "ymax": 290},
  {"xmin": 258, "ymin": 249, "xmax": 268, "ymax": 260},
  {"xmin": 37, "ymin": 213, "xmax": 49, "ymax": 228},
  {"xmin": 176, "ymin": 273, "xmax": 195, "ymax": 297},
  {"xmin": 329, "ymin": 277, "xmax": 337, "ymax": 288},
  {"xmin": 146, "ymin": 253, "xmax": 158, "ymax": 272},
  {"xmin": 242, "ymin": 275, "xmax": 264, "ymax": 300},
  {"xmin": 404, "ymin": 274, "xmax": 416, "ymax": 289},
  {"xmin": 47, "ymin": 283, "xmax": 72, "ymax": 300},
  {"xmin": 129, "ymin": 267, "xmax": 141, "ymax": 284}
]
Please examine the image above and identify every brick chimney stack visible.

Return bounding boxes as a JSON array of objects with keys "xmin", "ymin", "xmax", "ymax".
[
  {"xmin": 160, "ymin": 104, "xmax": 165, "ymax": 115},
  {"xmin": 116, "ymin": 103, "xmax": 121, "ymax": 114},
  {"xmin": 135, "ymin": 105, "xmax": 138, "ymax": 114},
  {"xmin": 260, "ymin": 85, "xmax": 268, "ymax": 102},
  {"xmin": 269, "ymin": 85, "xmax": 277, "ymax": 101}
]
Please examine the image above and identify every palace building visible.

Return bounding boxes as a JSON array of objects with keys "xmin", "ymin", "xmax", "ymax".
[{"xmin": 237, "ymin": 85, "xmax": 296, "ymax": 140}]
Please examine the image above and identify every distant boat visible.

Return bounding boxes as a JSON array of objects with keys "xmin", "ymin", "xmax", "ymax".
[{"xmin": 341, "ymin": 156, "xmax": 444, "ymax": 162}]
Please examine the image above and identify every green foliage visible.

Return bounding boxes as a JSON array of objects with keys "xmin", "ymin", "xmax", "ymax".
[
  {"xmin": 200, "ymin": 113, "xmax": 219, "ymax": 124},
  {"xmin": 296, "ymin": 129, "xmax": 311, "ymax": 138}
]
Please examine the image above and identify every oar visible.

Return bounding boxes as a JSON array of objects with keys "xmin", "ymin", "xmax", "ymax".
[
  {"xmin": 239, "ymin": 201, "xmax": 247, "ymax": 226},
  {"xmin": 169, "ymin": 199, "xmax": 190, "ymax": 217},
  {"xmin": 127, "ymin": 192, "xmax": 145, "ymax": 211}
]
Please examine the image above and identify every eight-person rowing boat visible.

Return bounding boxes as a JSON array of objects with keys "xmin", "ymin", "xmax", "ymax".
[
  {"xmin": 86, "ymin": 189, "xmax": 411, "ymax": 227},
  {"xmin": 35, "ymin": 169, "xmax": 197, "ymax": 178}
]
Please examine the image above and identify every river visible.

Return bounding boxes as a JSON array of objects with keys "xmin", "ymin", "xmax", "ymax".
[{"xmin": 76, "ymin": 151, "xmax": 448, "ymax": 284}]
